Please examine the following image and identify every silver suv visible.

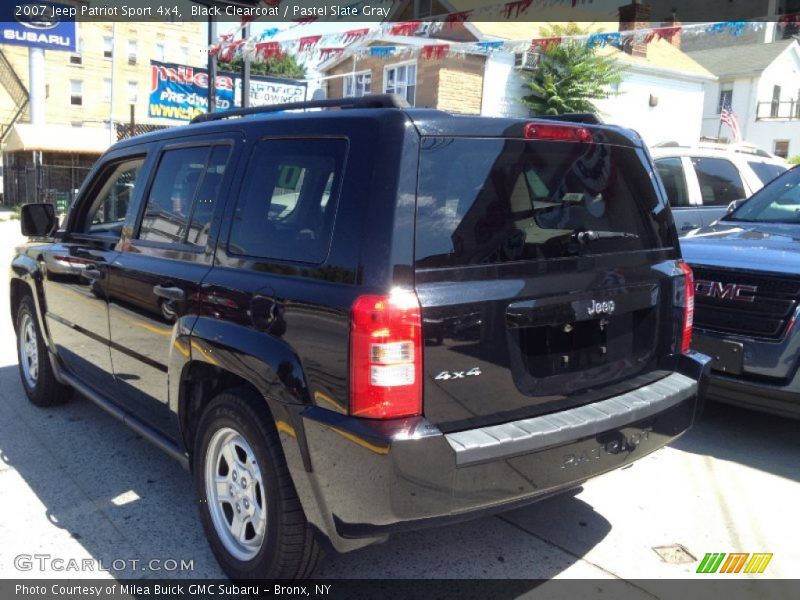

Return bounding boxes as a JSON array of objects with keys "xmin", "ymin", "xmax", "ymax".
[{"xmin": 652, "ymin": 142, "xmax": 787, "ymax": 234}]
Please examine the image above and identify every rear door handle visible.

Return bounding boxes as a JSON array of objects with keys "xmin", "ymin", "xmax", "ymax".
[
  {"xmin": 81, "ymin": 267, "xmax": 105, "ymax": 281},
  {"xmin": 153, "ymin": 285, "xmax": 185, "ymax": 302}
]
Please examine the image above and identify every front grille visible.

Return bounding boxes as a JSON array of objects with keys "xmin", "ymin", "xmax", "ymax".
[{"xmin": 691, "ymin": 266, "xmax": 800, "ymax": 339}]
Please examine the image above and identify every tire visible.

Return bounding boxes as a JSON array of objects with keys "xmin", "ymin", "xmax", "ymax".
[
  {"xmin": 16, "ymin": 295, "xmax": 72, "ymax": 407},
  {"xmin": 193, "ymin": 388, "xmax": 322, "ymax": 580}
]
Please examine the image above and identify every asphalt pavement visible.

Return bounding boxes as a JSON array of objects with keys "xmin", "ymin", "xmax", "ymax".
[{"xmin": 0, "ymin": 217, "xmax": 797, "ymax": 586}]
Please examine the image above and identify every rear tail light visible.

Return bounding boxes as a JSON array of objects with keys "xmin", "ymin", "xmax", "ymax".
[
  {"xmin": 524, "ymin": 122, "xmax": 594, "ymax": 143},
  {"xmin": 678, "ymin": 260, "xmax": 694, "ymax": 354},
  {"xmin": 350, "ymin": 289, "xmax": 422, "ymax": 419}
]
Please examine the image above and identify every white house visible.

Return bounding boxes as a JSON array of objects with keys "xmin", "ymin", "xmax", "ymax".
[
  {"xmin": 687, "ymin": 39, "xmax": 800, "ymax": 159},
  {"xmin": 320, "ymin": 28, "xmax": 715, "ymax": 149}
]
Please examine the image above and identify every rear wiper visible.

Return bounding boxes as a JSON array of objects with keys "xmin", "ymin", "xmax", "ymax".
[{"xmin": 571, "ymin": 230, "xmax": 639, "ymax": 244}]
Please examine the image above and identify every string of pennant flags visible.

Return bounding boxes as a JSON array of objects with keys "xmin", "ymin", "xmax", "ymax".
[{"xmin": 209, "ymin": 17, "xmax": 778, "ymax": 65}]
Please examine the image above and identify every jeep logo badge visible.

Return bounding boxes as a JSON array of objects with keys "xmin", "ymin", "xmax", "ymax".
[{"xmin": 588, "ymin": 299, "xmax": 615, "ymax": 316}]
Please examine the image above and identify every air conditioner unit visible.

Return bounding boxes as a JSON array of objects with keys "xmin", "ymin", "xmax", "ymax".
[{"xmin": 514, "ymin": 51, "xmax": 540, "ymax": 71}]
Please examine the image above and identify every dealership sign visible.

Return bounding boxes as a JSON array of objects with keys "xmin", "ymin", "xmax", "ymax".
[
  {"xmin": 0, "ymin": 2, "xmax": 77, "ymax": 52},
  {"xmin": 235, "ymin": 77, "xmax": 307, "ymax": 108},
  {"xmin": 150, "ymin": 60, "xmax": 308, "ymax": 122},
  {"xmin": 149, "ymin": 61, "xmax": 237, "ymax": 122}
]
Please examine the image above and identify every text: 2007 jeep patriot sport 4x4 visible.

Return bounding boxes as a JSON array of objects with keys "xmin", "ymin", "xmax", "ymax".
[{"xmin": 10, "ymin": 95, "xmax": 709, "ymax": 579}]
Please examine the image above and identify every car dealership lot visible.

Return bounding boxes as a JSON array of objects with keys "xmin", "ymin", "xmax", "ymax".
[{"xmin": 0, "ymin": 218, "xmax": 797, "ymax": 584}]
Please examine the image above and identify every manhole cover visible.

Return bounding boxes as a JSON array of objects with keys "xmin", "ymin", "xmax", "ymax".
[{"xmin": 653, "ymin": 544, "xmax": 696, "ymax": 564}]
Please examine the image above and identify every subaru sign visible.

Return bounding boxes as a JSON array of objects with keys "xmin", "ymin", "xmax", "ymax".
[{"xmin": 1, "ymin": 2, "xmax": 77, "ymax": 52}]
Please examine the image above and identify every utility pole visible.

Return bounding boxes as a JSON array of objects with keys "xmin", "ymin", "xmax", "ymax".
[
  {"xmin": 108, "ymin": 22, "xmax": 117, "ymax": 145},
  {"xmin": 28, "ymin": 47, "xmax": 45, "ymax": 202},
  {"xmin": 241, "ymin": 23, "xmax": 250, "ymax": 108},
  {"xmin": 28, "ymin": 48, "xmax": 45, "ymax": 126},
  {"xmin": 208, "ymin": 16, "xmax": 217, "ymax": 113}
]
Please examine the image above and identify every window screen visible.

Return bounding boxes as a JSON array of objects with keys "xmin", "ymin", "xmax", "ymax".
[{"xmin": 228, "ymin": 139, "xmax": 346, "ymax": 264}]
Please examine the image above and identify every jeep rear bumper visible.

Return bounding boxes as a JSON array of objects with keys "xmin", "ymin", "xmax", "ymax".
[{"xmin": 298, "ymin": 353, "xmax": 709, "ymax": 551}]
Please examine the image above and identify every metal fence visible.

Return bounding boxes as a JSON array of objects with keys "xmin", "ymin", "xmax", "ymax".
[
  {"xmin": 2, "ymin": 123, "xmax": 173, "ymax": 210},
  {"xmin": 116, "ymin": 122, "xmax": 170, "ymax": 141},
  {"xmin": 3, "ymin": 160, "xmax": 93, "ymax": 212}
]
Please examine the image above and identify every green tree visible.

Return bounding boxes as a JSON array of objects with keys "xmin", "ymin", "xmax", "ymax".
[
  {"xmin": 521, "ymin": 24, "xmax": 624, "ymax": 116},
  {"xmin": 218, "ymin": 54, "xmax": 306, "ymax": 80}
]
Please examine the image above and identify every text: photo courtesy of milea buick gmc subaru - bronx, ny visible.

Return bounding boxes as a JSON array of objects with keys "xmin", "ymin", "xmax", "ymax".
[{"xmin": 10, "ymin": 95, "xmax": 709, "ymax": 579}]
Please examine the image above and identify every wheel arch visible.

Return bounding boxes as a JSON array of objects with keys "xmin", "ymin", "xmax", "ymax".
[
  {"xmin": 10, "ymin": 254, "xmax": 51, "ymax": 345},
  {"xmin": 175, "ymin": 327, "xmax": 333, "ymax": 549},
  {"xmin": 173, "ymin": 318, "xmax": 314, "ymax": 470}
]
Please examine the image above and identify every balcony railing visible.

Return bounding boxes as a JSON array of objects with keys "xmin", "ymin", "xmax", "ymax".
[{"xmin": 756, "ymin": 99, "xmax": 800, "ymax": 120}]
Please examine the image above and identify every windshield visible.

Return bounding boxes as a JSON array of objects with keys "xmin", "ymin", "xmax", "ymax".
[
  {"xmin": 748, "ymin": 161, "xmax": 787, "ymax": 185},
  {"xmin": 728, "ymin": 167, "xmax": 800, "ymax": 223}
]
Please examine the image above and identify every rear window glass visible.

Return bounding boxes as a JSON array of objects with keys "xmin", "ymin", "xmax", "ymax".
[
  {"xmin": 748, "ymin": 161, "xmax": 787, "ymax": 185},
  {"xmin": 415, "ymin": 137, "xmax": 670, "ymax": 268}
]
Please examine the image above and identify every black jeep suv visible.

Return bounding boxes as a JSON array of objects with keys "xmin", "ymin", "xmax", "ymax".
[{"xmin": 11, "ymin": 95, "xmax": 708, "ymax": 579}]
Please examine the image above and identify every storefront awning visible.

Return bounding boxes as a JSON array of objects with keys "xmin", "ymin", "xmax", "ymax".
[{"xmin": 4, "ymin": 124, "xmax": 110, "ymax": 154}]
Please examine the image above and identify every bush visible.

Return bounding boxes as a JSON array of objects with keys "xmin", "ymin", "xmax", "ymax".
[{"xmin": 788, "ymin": 155, "xmax": 800, "ymax": 165}]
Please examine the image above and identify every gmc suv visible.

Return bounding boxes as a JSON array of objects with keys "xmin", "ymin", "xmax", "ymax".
[
  {"xmin": 10, "ymin": 95, "xmax": 709, "ymax": 580},
  {"xmin": 682, "ymin": 165, "xmax": 800, "ymax": 418}
]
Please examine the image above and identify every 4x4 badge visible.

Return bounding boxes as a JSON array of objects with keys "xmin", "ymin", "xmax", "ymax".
[
  {"xmin": 435, "ymin": 367, "xmax": 481, "ymax": 381},
  {"xmin": 588, "ymin": 299, "xmax": 615, "ymax": 316}
]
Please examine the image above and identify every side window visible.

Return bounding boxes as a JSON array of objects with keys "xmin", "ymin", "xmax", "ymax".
[
  {"xmin": 186, "ymin": 146, "xmax": 230, "ymax": 247},
  {"xmin": 81, "ymin": 158, "xmax": 145, "ymax": 237},
  {"xmin": 228, "ymin": 139, "xmax": 346, "ymax": 264},
  {"xmin": 138, "ymin": 145, "xmax": 230, "ymax": 247},
  {"xmin": 690, "ymin": 157, "xmax": 746, "ymax": 206},
  {"xmin": 748, "ymin": 161, "xmax": 786, "ymax": 186},
  {"xmin": 654, "ymin": 158, "xmax": 690, "ymax": 207}
]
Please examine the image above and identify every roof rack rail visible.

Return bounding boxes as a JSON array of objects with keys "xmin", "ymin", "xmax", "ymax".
[
  {"xmin": 190, "ymin": 94, "xmax": 409, "ymax": 124},
  {"xmin": 534, "ymin": 113, "xmax": 604, "ymax": 125}
]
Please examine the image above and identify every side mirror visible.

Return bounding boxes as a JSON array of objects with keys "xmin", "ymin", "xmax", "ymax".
[
  {"xmin": 20, "ymin": 203, "xmax": 57, "ymax": 237},
  {"xmin": 726, "ymin": 198, "xmax": 746, "ymax": 213}
]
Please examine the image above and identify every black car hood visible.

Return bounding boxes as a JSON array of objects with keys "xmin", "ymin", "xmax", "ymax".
[{"xmin": 680, "ymin": 221, "xmax": 800, "ymax": 274}]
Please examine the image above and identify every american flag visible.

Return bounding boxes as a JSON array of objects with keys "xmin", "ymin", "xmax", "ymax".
[{"xmin": 720, "ymin": 102, "xmax": 742, "ymax": 142}]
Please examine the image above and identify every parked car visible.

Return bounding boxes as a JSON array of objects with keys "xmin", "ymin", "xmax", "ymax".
[
  {"xmin": 10, "ymin": 95, "xmax": 708, "ymax": 580},
  {"xmin": 682, "ymin": 165, "xmax": 800, "ymax": 418},
  {"xmin": 651, "ymin": 142, "xmax": 787, "ymax": 234}
]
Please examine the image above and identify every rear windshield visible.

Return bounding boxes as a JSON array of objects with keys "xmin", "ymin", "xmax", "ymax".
[
  {"xmin": 415, "ymin": 137, "xmax": 671, "ymax": 269},
  {"xmin": 748, "ymin": 161, "xmax": 787, "ymax": 185}
]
